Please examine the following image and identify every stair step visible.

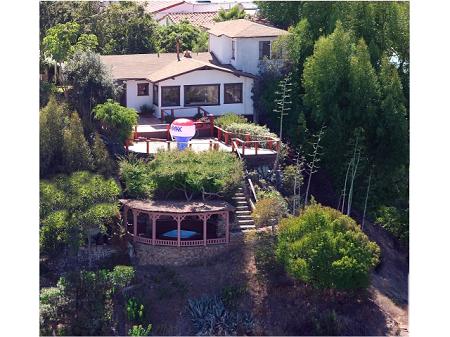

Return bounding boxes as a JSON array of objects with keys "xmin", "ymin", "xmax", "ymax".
[
  {"xmin": 237, "ymin": 219, "xmax": 255, "ymax": 225},
  {"xmin": 236, "ymin": 206, "xmax": 249, "ymax": 211},
  {"xmin": 235, "ymin": 210, "xmax": 251, "ymax": 215},
  {"xmin": 240, "ymin": 225, "xmax": 256, "ymax": 230},
  {"xmin": 232, "ymin": 196, "xmax": 246, "ymax": 200},
  {"xmin": 234, "ymin": 194, "xmax": 246, "ymax": 197},
  {"xmin": 236, "ymin": 215, "xmax": 253, "ymax": 220}
]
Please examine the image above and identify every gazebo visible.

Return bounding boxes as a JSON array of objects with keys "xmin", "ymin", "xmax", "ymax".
[{"xmin": 120, "ymin": 199, "xmax": 234, "ymax": 247}]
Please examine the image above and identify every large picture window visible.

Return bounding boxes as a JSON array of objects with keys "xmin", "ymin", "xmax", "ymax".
[
  {"xmin": 137, "ymin": 83, "xmax": 149, "ymax": 96},
  {"xmin": 184, "ymin": 84, "xmax": 220, "ymax": 106},
  {"xmin": 153, "ymin": 85, "xmax": 158, "ymax": 106},
  {"xmin": 161, "ymin": 86, "xmax": 180, "ymax": 107},
  {"xmin": 224, "ymin": 83, "xmax": 243, "ymax": 104},
  {"xmin": 259, "ymin": 41, "xmax": 271, "ymax": 60}
]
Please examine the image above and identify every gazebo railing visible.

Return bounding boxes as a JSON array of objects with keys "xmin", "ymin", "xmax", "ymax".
[
  {"xmin": 206, "ymin": 238, "xmax": 227, "ymax": 245},
  {"xmin": 154, "ymin": 239, "xmax": 179, "ymax": 246},
  {"xmin": 180, "ymin": 240, "xmax": 205, "ymax": 247}
]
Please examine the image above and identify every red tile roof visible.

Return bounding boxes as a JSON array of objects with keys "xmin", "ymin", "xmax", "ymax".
[
  {"xmin": 143, "ymin": 0, "xmax": 186, "ymax": 13},
  {"xmin": 160, "ymin": 12, "xmax": 217, "ymax": 29}
]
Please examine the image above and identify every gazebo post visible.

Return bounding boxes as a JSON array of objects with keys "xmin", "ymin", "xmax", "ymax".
[
  {"xmin": 177, "ymin": 216, "xmax": 181, "ymax": 247},
  {"xmin": 123, "ymin": 206, "xmax": 128, "ymax": 227},
  {"xmin": 225, "ymin": 211, "xmax": 230, "ymax": 243},
  {"xmin": 203, "ymin": 215, "xmax": 207, "ymax": 246},
  {"xmin": 133, "ymin": 210, "xmax": 138, "ymax": 241},
  {"xmin": 152, "ymin": 215, "xmax": 156, "ymax": 245}
]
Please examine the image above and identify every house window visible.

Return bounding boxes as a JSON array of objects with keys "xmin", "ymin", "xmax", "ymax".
[
  {"xmin": 137, "ymin": 83, "xmax": 149, "ymax": 96},
  {"xmin": 184, "ymin": 84, "xmax": 220, "ymax": 106},
  {"xmin": 224, "ymin": 83, "xmax": 243, "ymax": 104},
  {"xmin": 231, "ymin": 40, "xmax": 236, "ymax": 60},
  {"xmin": 153, "ymin": 85, "xmax": 158, "ymax": 106},
  {"xmin": 259, "ymin": 41, "xmax": 271, "ymax": 60},
  {"xmin": 161, "ymin": 86, "xmax": 180, "ymax": 107}
]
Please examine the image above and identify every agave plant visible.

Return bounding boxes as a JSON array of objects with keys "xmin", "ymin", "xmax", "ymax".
[{"xmin": 187, "ymin": 295, "xmax": 254, "ymax": 336}]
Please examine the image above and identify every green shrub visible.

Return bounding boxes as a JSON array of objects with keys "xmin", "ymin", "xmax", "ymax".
[
  {"xmin": 93, "ymin": 99, "xmax": 138, "ymax": 143},
  {"xmin": 276, "ymin": 203, "xmax": 380, "ymax": 290},
  {"xmin": 128, "ymin": 324, "xmax": 152, "ymax": 336},
  {"xmin": 252, "ymin": 197, "xmax": 288, "ymax": 228},
  {"xmin": 223, "ymin": 122, "xmax": 278, "ymax": 142},
  {"xmin": 126, "ymin": 298, "xmax": 144, "ymax": 324},
  {"xmin": 281, "ymin": 164, "xmax": 303, "ymax": 196},
  {"xmin": 140, "ymin": 104, "xmax": 154, "ymax": 114},
  {"xmin": 215, "ymin": 113, "xmax": 248, "ymax": 129},
  {"xmin": 91, "ymin": 133, "xmax": 114, "ymax": 176},
  {"xmin": 119, "ymin": 150, "xmax": 243, "ymax": 201},
  {"xmin": 375, "ymin": 206, "xmax": 409, "ymax": 245}
]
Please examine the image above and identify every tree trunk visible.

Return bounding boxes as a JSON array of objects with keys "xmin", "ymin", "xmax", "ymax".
[
  {"xmin": 341, "ymin": 157, "xmax": 352, "ymax": 213},
  {"xmin": 362, "ymin": 169, "xmax": 373, "ymax": 230},
  {"xmin": 347, "ymin": 149, "xmax": 361, "ymax": 216},
  {"xmin": 88, "ymin": 234, "xmax": 92, "ymax": 269}
]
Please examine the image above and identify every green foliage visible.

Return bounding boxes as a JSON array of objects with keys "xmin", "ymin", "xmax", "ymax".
[
  {"xmin": 40, "ymin": 171, "xmax": 121, "ymax": 256},
  {"xmin": 222, "ymin": 122, "xmax": 278, "ymax": 142},
  {"xmin": 157, "ymin": 20, "xmax": 208, "ymax": 53},
  {"xmin": 74, "ymin": 33, "xmax": 99, "ymax": 53},
  {"xmin": 93, "ymin": 99, "xmax": 138, "ymax": 144},
  {"xmin": 126, "ymin": 297, "xmax": 144, "ymax": 324},
  {"xmin": 91, "ymin": 133, "xmax": 114, "ymax": 176},
  {"xmin": 40, "ymin": 81, "xmax": 57, "ymax": 107},
  {"xmin": 118, "ymin": 155, "xmax": 155, "ymax": 199},
  {"xmin": 40, "ymin": 267, "xmax": 135, "ymax": 335},
  {"xmin": 40, "ymin": 210, "xmax": 71, "ymax": 256},
  {"xmin": 128, "ymin": 324, "xmax": 152, "ymax": 336},
  {"xmin": 140, "ymin": 104, "xmax": 154, "ymax": 114},
  {"xmin": 281, "ymin": 164, "xmax": 304, "ymax": 196},
  {"xmin": 187, "ymin": 295, "xmax": 254, "ymax": 335},
  {"xmin": 62, "ymin": 113, "xmax": 94, "ymax": 173},
  {"xmin": 215, "ymin": 113, "xmax": 248, "ymax": 129},
  {"xmin": 64, "ymin": 50, "xmax": 119, "ymax": 123},
  {"xmin": 110, "ymin": 265, "xmax": 135, "ymax": 291},
  {"xmin": 252, "ymin": 196, "xmax": 288, "ymax": 228},
  {"xmin": 255, "ymin": 1, "xmax": 302, "ymax": 29},
  {"xmin": 119, "ymin": 150, "xmax": 243, "ymax": 201},
  {"xmin": 375, "ymin": 206, "xmax": 409, "ymax": 246},
  {"xmin": 254, "ymin": 231, "xmax": 284, "ymax": 282},
  {"xmin": 276, "ymin": 203, "xmax": 380, "ymax": 290},
  {"xmin": 42, "ymin": 21, "xmax": 81, "ymax": 64},
  {"xmin": 97, "ymin": 2, "xmax": 158, "ymax": 55},
  {"xmin": 214, "ymin": 5, "xmax": 246, "ymax": 22},
  {"xmin": 40, "ymin": 96, "xmax": 69, "ymax": 176}
]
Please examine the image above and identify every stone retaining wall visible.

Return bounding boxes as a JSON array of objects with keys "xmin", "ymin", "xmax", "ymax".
[{"xmin": 134, "ymin": 233, "xmax": 244, "ymax": 266}]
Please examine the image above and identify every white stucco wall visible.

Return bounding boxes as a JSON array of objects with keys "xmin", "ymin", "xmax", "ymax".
[
  {"xmin": 209, "ymin": 34, "xmax": 281, "ymax": 75},
  {"xmin": 154, "ymin": 69, "xmax": 254, "ymax": 118},
  {"xmin": 233, "ymin": 37, "xmax": 279, "ymax": 75},
  {"xmin": 125, "ymin": 80, "xmax": 153, "ymax": 112},
  {"xmin": 209, "ymin": 34, "xmax": 233, "ymax": 65}
]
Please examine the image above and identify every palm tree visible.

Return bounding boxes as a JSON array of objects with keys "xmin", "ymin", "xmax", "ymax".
[{"xmin": 214, "ymin": 5, "xmax": 246, "ymax": 22}]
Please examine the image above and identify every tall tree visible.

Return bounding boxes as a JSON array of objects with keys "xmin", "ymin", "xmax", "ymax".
[
  {"xmin": 62, "ymin": 113, "xmax": 94, "ymax": 173},
  {"xmin": 40, "ymin": 96, "xmax": 68, "ymax": 177},
  {"xmin": 156, "ymin": 20, "xmax": 208, "ymax": 53}
]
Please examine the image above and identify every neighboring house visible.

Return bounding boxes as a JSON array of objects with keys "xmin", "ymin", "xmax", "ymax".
[
  {"xmin": 145, "ymin": 0, "xmax": 256, "ymax": 28},
  {"xmin": 100, "ymin": 19, "xmax": 288, "ymax": 119}
]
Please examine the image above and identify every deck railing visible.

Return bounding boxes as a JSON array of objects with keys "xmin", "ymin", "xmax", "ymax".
[{"xmin": 133, "ymin": 236, "xmax": 226, "ymax": 246}]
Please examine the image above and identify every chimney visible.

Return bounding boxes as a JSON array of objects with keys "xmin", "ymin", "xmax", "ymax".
[{"xmin": 176, "ymin": 36, "xmax": 180, "ymax": 61}]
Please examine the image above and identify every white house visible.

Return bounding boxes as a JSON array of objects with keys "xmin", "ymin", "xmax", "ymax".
[{"xmin": 100, "ymin": 19, "xmax": 288, "ymax": 119}]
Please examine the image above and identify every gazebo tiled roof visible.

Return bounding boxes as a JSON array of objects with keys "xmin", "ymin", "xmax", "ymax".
[{"xmin": 120, "ymin": 199, "xmax": 235, "ymax": 214}]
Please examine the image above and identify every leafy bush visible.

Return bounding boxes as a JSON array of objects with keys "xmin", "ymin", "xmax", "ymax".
[
  {"xmin": 40, "ymin": 81, "xmax": 57, "ymax": 107},
  {"xmin": 215, "ymin": 113, "xmax": 248, "ymax": 129},
  {"xmin": 223, "ymin": 122, "xmax": 278, "ymax": 142},
  {"xmin": 252, "ymin": 197, "xmax": 288, "ymax": 228},
  {"xmin": 91, "ymin": 133, "xmax": 115, "ymax": 176},
  {"xmin": 93, "ymin": 99, "xmax": 138, "ymax": 143},
  {"xmin": 119, "ymin": 150, "xmax": 243, "ymax": 201},
  {"xmin": 128, "ymin": 324, "xmax": 152, "ymax": 336},
  {"xmin": 156, "ymin": 20, "xmax": 208, "ymax": 53},
  {"xmin": 187, "ymin": 295, "xmax": 253, "ymax": 335},
  {"xmin": 40, "ymin": 171, "xmax": 121, "ymax": 256},
  {"xmin": 276, "ymin": 203, "xmax": 380, "ymax": 290},
  {"xmin": 375, "ymin": 206, "xmax": 409, "ymax": 245},
  {"xmin": 40, "ymin": 266, "xmax": 135, "ymax": 336},
  {"xmin": 281, "ymin": 164, "xmax": 303, "ymax": 196},
  {"xmin": 140, "ymin": 104, "xmax": 154, "ymax": 114},
  {"xmin": 126, "ymin": 298, "xmax": 144, "ymax": 324}
]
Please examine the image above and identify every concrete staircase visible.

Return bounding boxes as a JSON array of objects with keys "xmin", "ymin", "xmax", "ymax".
[{"xmin": 233, "ymin": 186, "xmax": 256, "ymax": 231}]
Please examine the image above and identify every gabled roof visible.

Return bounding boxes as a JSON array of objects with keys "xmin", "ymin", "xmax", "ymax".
[
  {"xmin": 100, "ymin": 52, "xmax": 256, "ymax": 82},
  {"xmin": 143, "ymin": 0, "xmax": 186, "ymax": 13},
  {"xmin": 208, "ymin": 19, "xmax": 288, "ymax": 38},
  {"xmin": 159, "ymin": 12, "xmax": 217, "ymax": 29}
]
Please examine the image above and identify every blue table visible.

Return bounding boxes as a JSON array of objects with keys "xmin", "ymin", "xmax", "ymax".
[{"xmin": 162, "ymin": 229, "xmax": 198, "ymax": 239}]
